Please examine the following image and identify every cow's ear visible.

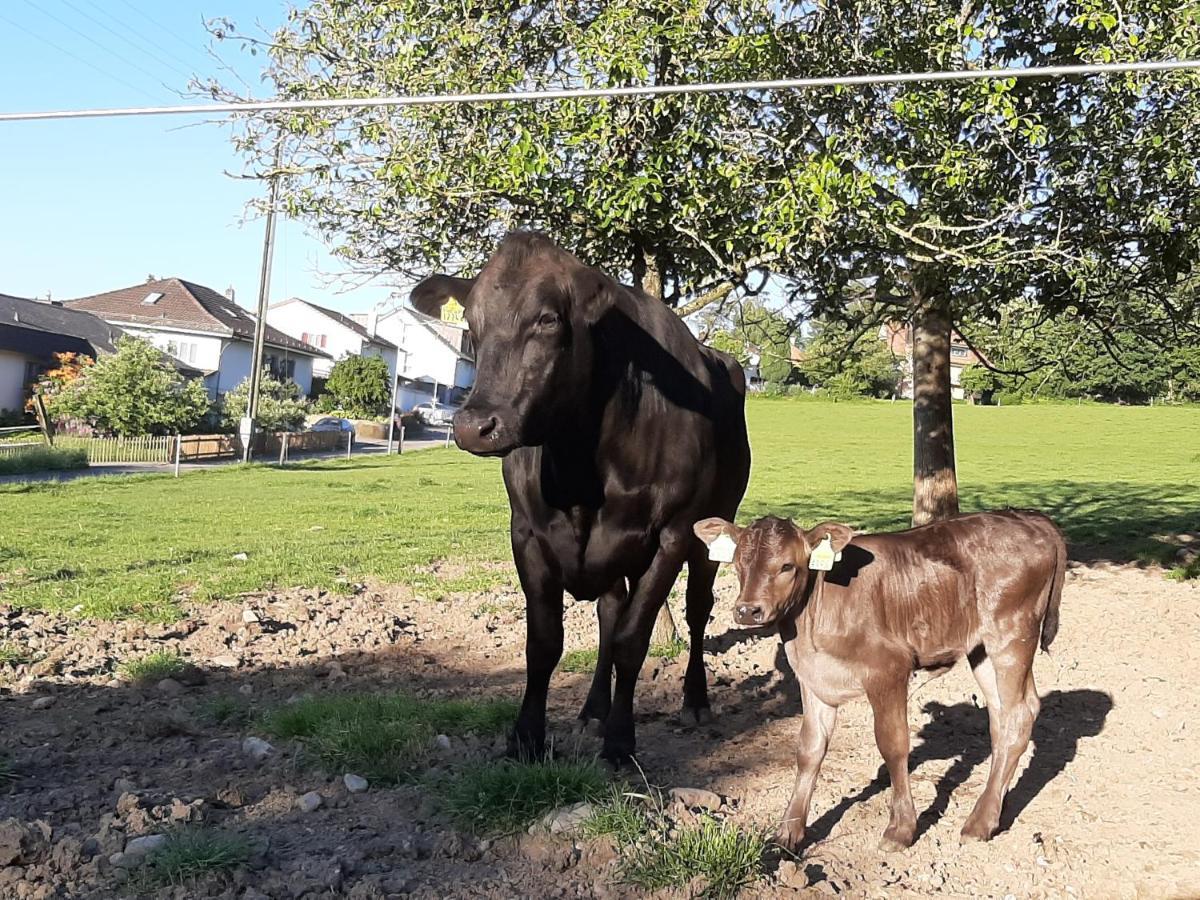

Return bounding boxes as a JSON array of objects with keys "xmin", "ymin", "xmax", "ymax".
[
  {"xmin": 570, "ymin": 265, "xmax": 615, "ymax": 326},
  {"xmin": 804, "ymin": 522, "xmax": 855, "ymax": 554},
  {"xmin": 410, "ymin": 275, "xmax": 476, "ymax": 317},
  {"xmin": 693, "ymin": 517, "xmax": 743, "ymax": 545}
]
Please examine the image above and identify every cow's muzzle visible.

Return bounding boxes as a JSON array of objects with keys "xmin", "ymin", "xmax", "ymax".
[{"xmin": 453, "ymin": 408, "xmax": 519, "ymax": 456}]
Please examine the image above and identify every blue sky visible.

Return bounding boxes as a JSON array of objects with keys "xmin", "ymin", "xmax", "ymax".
[{"xmin": 0, "ymin": 1, "xmax": 392, "ymax": 313}]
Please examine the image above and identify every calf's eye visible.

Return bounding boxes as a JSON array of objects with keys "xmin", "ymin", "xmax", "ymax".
[
  {"xmin": 538, "ymin": 312, "xmax": 560, "ymax": 328},
  {"xmin": 780, "ymin": 563, "xmax": 795, "ymax": 574}
]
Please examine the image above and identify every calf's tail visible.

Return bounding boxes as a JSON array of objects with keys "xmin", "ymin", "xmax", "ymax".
[{"xmin": 1040, "ymin": 531, "xmax": 1067, "ymax": 652}]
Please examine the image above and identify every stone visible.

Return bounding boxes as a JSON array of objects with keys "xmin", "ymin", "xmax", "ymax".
[
  {"xmin": 123, "ymin": 833, "xmax": 168, "ymax": 862},
  {"xmin": 30, "ymin": 696, "xmax": 56, "ymax": 711},
  {"xmin": 541, "ymin": 802, "xmax": 594, "ymax": 835},
  {"xmin": 116, "ymin": 792, "xmax": 142, "ymax": 814},
  {"xmin": 211, "ymin": 654, "xmax": 241, "ymax": 669},
  {"xmin": 343, "ymin": 774, "xmax": 369, "ymax": 794},
  {"xmin": 242, "ymin": 609, "xmax": 260, "ymax": 624},
  {"xmin": 298, "ymin": 791, "xmax": 323, "ymax": 813},
  {"xmin": 1176, "ymin": 545, "xmax": 1199, "ymax": 565},
  {"xmin": 434, "ymin": 734, "xmax": 452, "ymax": 751},
  {"xmin": 232, "ymin": 552, "xmax": 249, "ymax": 562},
  {"xmin": 156, "ymin": 678, "xmax": 184, "ymax": 696},
  {"xmin": 668, "ymin": 787, "xmax": 723, "ymax": 811},
  {"xmin": 0, "ymin": 819, "xmax": 45, "ymax": 867},
  {"xmin": 242, "ymin": 736, "xmax": 274, "ymax": 761},
  {"xmin": 113, "ymin": 778, "xmax": 137, "ymax": 795}
]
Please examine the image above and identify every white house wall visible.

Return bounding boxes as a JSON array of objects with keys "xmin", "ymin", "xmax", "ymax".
[
  {"xmin": 373, "ymin": 308, "xmax": 472, "ymax": 389},
  {"xmin": 267, "ymin": 302, "xmax": 399, "ymax": 383},
  {"xmin": 0, "ymin": 349, "xmax": 30, "ymax": 411},
  {"xmin": 120, "ymin": 326, "xmax": 224, "ymax": 374}
]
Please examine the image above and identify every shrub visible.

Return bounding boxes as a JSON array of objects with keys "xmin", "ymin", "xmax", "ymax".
[
  {"xmin": 320, "ymin": 355, "xmax": 391, "ymax": 418},
  {"xmin": 220, "ymin": 370, "xmax": 309, "ymax": 433},
  {"xmin": 0, "ymin": 446, "xmax": 88, "ymax": 476}
]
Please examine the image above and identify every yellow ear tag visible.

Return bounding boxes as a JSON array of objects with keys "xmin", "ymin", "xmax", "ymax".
[
  {"xmin": 708, "ymin": 533, "xmax": 736, "ymax": 564},
  {"xmin": 808, "ymin": 535, "xmax": 840, "ymax": 571}
]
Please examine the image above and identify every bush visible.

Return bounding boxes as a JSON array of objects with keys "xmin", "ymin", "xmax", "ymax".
[
  {"xmin": 0, "ymin": 446, "xmax": 88, "ymax": 476},
  {"xmin": 220, "ymin": 370, "xmax": 309, "ymax": 433},
  {"xmin": 320, "ymin": 355, "xmax": 391, "ymax": 418}
]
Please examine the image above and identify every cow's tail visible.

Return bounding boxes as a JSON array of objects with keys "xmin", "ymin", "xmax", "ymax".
[{"xmin": 1040, "ymin": 529, "xmax": 1067, "ymax": 653}]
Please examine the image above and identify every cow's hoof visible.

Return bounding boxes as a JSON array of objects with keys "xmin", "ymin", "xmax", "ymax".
[
  {"xmin": 600, "ymin": 737, "xmax": 636, "ymax": 766},
  {"xmin": 505, "ymin": 733, "xmax": 546, "ymax": 762},
  {"xmin": 678, "ymin": 704, "xmax": 715, "ymax": 726}
]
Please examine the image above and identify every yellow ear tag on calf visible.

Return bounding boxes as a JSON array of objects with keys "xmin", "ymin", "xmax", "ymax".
[
  {"xmin": 808, "ymin": 534, "xmax": 841, "ymax": 571},
  {"xmin": 708, "ymin": 533, "xmax": 736, "ymax": 564}
]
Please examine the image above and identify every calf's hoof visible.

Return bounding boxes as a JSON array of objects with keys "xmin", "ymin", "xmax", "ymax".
[
  {"xmin": 959, "ymin": 817, "xmax": 996, "ymax": 844},
  {"xmin": 774, "ymin": 820, "xmax": 806, "ymax": 853},
  {"xmin": 678, "ymin": 703, "xmax": 715, "ymax": 726},
  {"xmin": 878, "ymin": 826, "xmax": 916, "ymax": 853}
]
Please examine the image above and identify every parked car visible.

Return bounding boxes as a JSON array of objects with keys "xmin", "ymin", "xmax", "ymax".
[
  {"xmin": 308, "ymin": 416, "xmax": 356, "ymax": 443},
  {"xmin": 411, "ymin": 401, "xmax": 458, "ymax": 427}
]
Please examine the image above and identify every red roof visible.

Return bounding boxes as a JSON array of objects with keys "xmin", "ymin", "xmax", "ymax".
[{"xmin": 66, "ymin": 278, "xmax": 329, "ymax": 357}]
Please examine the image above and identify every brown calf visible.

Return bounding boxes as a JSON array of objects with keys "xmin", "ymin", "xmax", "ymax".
[{"xmin": 694, "ymin": 510, "xmax": 1065, "ymax": 851}]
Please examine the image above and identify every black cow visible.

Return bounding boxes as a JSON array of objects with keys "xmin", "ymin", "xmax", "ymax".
[{"xmin": 411, "ymin": 232, "xmax": 751, "ymax": 761}]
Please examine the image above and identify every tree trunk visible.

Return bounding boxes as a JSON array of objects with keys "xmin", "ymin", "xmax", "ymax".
[{"xmin": 911, "ymin": 270, "xmax": 960, "ymax": 526}]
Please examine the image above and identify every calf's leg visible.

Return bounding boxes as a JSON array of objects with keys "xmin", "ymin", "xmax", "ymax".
[
  {"xmin": 777, "ymin": 683, "xmax": 838, "ymax": 852},
  {"xmin": 962, "ymin": 641, "xmax": 1038, "ymax": 841},
  {"xmin": 509, "ymin": 542, "xmax": 565, "ymax": 760},
  {"xmin": 867, "ymin": 676, "xmax": 918, "ymax": 851},
  {"xmin": 681, "ymin": 549, "xmax": 719, "ymax": 724},
  {"xmin": 578, "ymin": 580, "xmax": 626, "ymax": 734}
]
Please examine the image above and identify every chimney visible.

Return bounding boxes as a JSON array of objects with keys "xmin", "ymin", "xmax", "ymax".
[
  {"xmin": 366, "ymin": 307, "xmax": 379, "ymax": 337},
  {"xmin": 225, "ymin": 285, "xmax": 236, "ymax": 301}
]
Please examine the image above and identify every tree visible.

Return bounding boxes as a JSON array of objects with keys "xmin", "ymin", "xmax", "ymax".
[
  {"xmin": 956, "ymin": 364, "xmax": 1001, "ymax": 402},
  {"xmin": 705, "ymin": 299, "xmax": 796, "ymax": 384},
  {"xmin": 221, "ymin": 370, "xmax": 309, "ymax": 433},
  {"xmin": 208, "ymin": 0, "xmax": 799, "ymax": 311},
  {"xmin": 45, "ymin": 338, "xmax": 210, "ymax": 436},
  {"xmin": 761, "ymin": 1, "xmax": 1200, "ymax": 522},
  {"xmin": 800, "ymin": 320, "xmax": 901, "ymax": 398},
  {"xmin": 319, "ymin": 355, "xmax": 391, "ymax": 418}
]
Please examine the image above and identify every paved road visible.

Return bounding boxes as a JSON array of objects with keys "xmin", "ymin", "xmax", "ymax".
[{"xmin": 0, "ymin": 427, "xmax": 457, "ymax": 485}]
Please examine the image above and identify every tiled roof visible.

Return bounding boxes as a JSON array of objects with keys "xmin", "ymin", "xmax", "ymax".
[
  {"xmin": 65, "ymin": 278, "xmax": 330, "ymax": 357},
  {"xmin": 0, "ymin": 292, "xmax": 124, "ymax": 354},
  {"xmin": 270, "ymin": 298, "xmax": 398, "ymax": 350}
]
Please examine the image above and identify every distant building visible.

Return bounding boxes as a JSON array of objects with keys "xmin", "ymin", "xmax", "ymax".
[
  {"xmin": 266, "ymin": 297, "xmax": 400, "ymax": 392},
  {"xmin": 66, "ymin": 278, "xmax": 329, "ymax": 398},
  {"xmin": 352, "ymin": 301, "xmax": 475, "ymax": 409},
  {"xmin": 0, "ymin": 292, "xmax": 130, "ymax": 413},
  {"xmin": 881, "ymin": 322, "xmax": 985, "ymax": 401}
]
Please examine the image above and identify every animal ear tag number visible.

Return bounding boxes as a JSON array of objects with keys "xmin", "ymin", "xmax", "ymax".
[
  {"xmin": 809, "ymin": 534, "xmax": 841, "ymax": 571},
  {"xmin": 708, "ymin": 532, "xmax": 736, "ymax": 564}
]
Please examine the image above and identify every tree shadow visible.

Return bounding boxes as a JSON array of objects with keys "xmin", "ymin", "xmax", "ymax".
[{"xmin": 803, "ymin": 689, "xmax": 1113, "ymax": 846}]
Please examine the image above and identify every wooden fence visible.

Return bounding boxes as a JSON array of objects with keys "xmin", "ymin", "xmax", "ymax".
[
  {"xmin": 55, "ymin": 434, "xmax": 174, "ymax": 463},
  {"xmin": 0, "ymin": 431, "xmax": 347, "ymax": 465}
]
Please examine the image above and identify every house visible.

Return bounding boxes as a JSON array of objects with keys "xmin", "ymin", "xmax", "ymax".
[
  {"xmin": 66, "ymin": 278, "xmax": 329, "ymax": 398},
  {"xmin": 352, "ymin": 300, "xmax": 476, "ymax": 408},
  {"xmin": 881, "ymin": 322, "xmax": 985, "ymax": 401},
  {"xmin": 265, "ymin": 297, "xmax": 400, "ymax": 392},
  {"xmin": 0, "ymin": 292, "xmax": 128, "ymax": 413}
]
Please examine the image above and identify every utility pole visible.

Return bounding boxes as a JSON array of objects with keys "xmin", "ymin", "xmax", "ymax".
[{"xmin": 242, "ymin": 140, "xmax": 284, "ymax": 463}]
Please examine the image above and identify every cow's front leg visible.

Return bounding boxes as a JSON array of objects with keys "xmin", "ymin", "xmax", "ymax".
[
  {"xmin": 777, "ymin": 683, "xmax": 838, "ymax": 852},
  {"xmin": 509, "ymin": 537, "xmax": 564, "ymax": 760},
  {"xmin": 602, "ymin": 539, "xmax": 687, "ymax": 763},
  {"xmin": 578, "ymin": 580, "xmax": 626, "ymax": 735}
]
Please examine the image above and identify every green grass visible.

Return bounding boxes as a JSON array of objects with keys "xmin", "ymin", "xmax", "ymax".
[
  {"xmin": 143, "ymin": 828, "xmax": 252, "ymax": 886},
  {"xmin": 619, "ymin": 815, "xmax": 768, "ymax": 899},
  {"xmin": 0, "ymin": 402, "xmax": 1197, "ymax": 619},
  {"xmin": 262, "ymin": 692, "xmax": 518, "ymax": 784},
  {"xmin": 648, "ymin": 636, "xmax": 688, "ymax": 661},
  {"xmin": 200, "ymin": 696, "xmax": 251, "ymax": 727},
  {"xmin": 120, "ymin": 650, "xmax": 186, "ymax": 683},
  {"xmin": 561, "ymin": 637, "xmax": 687, "ymax": 674},
  {"xmin": 444, "ymin": 757, "xmax": 609, "ymax": 835},
  {"xmin": 0, "ymin": 644, "xmax": 29, "ymax": 667},
  {"xmin": 0, "ymin": 446, "xmax": 88, "ymax": 475},
  {"xmin": 581, "ymin": 786, "xmax": 652, "ymax": 845},
  {"xmin": 1169, "ymin": 556, "xmax": 1200, "ymax": 581}
]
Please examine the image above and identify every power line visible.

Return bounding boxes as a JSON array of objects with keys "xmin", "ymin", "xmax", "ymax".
[
  {"xmin": 110, "ymin": 0, "xmax": 215, "ymax": 67},
  {"xmin": 0, "ymin": 12, "xmax": 160, "ymax": 103},
  {"xmin": 57, "ymin": 0, "xmax": 196, "ymax": 83},
  {"xmin": 20, "ymin": 0, "xmax": 176, "ymax": 99},
  {"xmin": 1, "ymin": 58, "xmax": 1197, "ymax": 124}
]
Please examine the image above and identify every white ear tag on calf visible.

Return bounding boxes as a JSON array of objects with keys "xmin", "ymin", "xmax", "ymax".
[
  {"xmin": 808, "ymin": 534, "xmax": 841, "ymax": 571},
  {"xmin": 708, "ymin": 533, "xmax": 736, "ymax": 564}
]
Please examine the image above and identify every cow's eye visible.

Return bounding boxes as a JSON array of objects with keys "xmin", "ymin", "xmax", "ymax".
[
  {"xmin": 780, "ymin": 563, "xmax": 795, "ymax": 574},
  {"xmin": 537, "ymin": 312, "xmax": 561, "ymax": 328}
]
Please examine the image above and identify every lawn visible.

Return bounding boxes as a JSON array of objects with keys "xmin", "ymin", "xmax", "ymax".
[{"xmin": 0, "ymin": 399, "xmax": 1196, "ymax": 619}]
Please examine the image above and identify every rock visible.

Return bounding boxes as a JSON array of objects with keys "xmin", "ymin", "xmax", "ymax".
[
  {"xmin": 343, "ymin": 774, "xmax": 369, "ymax": 794},
  {"xmin": 156, "ymin": 677, "xmax": 184, "ymax": 696},
  {"xmin": 175, "ymin": 664, "xmax": 207, "ymax": 687},
  {"xmin": 30, "ymin": 696, "xmax": 56, "ymax": 711},
  {"xmin": 298, "ymin": 791, "xmax": 323, "ymax": 813},
  {"xmin": 123, "ymin": 833, "xmax": 168, "ymax": 863},
  {"xmin": 211, "ymin": 654, "xmax": 241, "ymax": 669},
  {"xmin": 242, "ymin": 736, "xmax": 274, "ymax": 761},
  {"xmin": 242, "ymin": 609, "xmax": 260, "ymax": 624},
  {"xmin": 113, "ymin": 778, "xmax": 137, "ymax": 796},
  {"xmin": 0, "ymin": 819, "xmax": 47, "ymax": 867},
  {"xmin": 241, "ymin": 888, "xmax": 271, "ymax": 900},
  {"xmin": 116, "ymin": 792, "xmax": 142, "ymax": 814},
  {"xmin": 434, "ymin": 734, "xmax": 452, "ymax": 751},
  {"xmin": 232, "ymin": 552, "xmax": 249, "ymax": 562},
  {"xmin": 541, "ymin": 802, "xmax": 594, "ymax": 835},
  {"xmin": 668, "ymin": 787, "xmax": 723, "ymax": 811},
  {"xmin": 1177, "ymin": 545, "xmax": 1199, "ymax": 565},
  {"xmin": 778, "ymin": 859, "xmax": 807, "ymax": 889}
]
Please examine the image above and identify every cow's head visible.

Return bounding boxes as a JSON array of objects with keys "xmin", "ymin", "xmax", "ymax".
[
  {"xmin": 693, "ymin": 516, "xmax": 854, "ymax": 626},
  {"xmin": 409, "ymin": 232, "xmax": 611, "ymax": 456}
]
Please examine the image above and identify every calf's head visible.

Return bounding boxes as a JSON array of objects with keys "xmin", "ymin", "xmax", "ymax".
[
  {"xmin": 693, "ymin": 516, "xmax": 854, "ymax": 626},
  {"xmin": 410, "ymin": 232, "xmax": 611, "ymax": 456}
]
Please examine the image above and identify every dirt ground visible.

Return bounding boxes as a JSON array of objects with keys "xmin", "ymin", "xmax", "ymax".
[{"xmin": 2, "ymin": 561, "xmax": 1199, "ymax": 899}]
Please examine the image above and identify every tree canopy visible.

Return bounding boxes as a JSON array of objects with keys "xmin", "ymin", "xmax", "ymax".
[
  {"xmin": 221, "ymin": 370, "xmax": 310, "ymax": 433},
  {"xmin": 318, "ymin": 355, "xmax": 392, "ymax": 418}
]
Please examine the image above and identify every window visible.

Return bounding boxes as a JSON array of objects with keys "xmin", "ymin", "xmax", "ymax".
[
  {"xmin": 950, "ymin": 346, "xmax": 969, "ymax": 358},
  {"xmin": 319, "ymin": 334, "xmax": 327, "ymax": 348},
  {"xmin": 142, "ymin": 292, "xmax": 163, "ymax": 305},
  {"xmin": 301, "ymin": 332, "xmax": 310, "ymax": 344}
]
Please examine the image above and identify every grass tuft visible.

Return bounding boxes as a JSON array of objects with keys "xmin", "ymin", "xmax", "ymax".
[
  {"xmin": 620, "ymin": 815, "xmax": 768, "ymax": 899},
  {"xmin": 648, "ymin": 636, "xmax": 688, "ymax": 661},
  {"xmin": 0, "ymin": 446, "xmax": 88, "ymax": 476},
  {"xmin": 200, "ymin": 696, "xmax": 251, "ymax": 727},
  {"xmin": 581, "ymin": 786, "xmax": 651, "ymax": 845},
  {"xmin": 1168, "ymin": 556, "xmax": 1200, "ymax": 581},
  {"xmin": 263, "ymin": 692, "xmax": 517, "ymax": 784},
  {"xmin": 120, "ymin": 650, "xmax": 187, "ymax": 684},
  {"xmin": 0, "ymin": 644, "xmax": 30, "ymax": 667},
  {"xmin": 445, "ymin": 757, "xmax": 609, "ymax": 835},
  {"xmin": 559, "ymin": 648, "xmax": 599, "ymax": 673},
  {"xmin": 144, "ymin": 828, "xmax": 252, "ymax": 886}
]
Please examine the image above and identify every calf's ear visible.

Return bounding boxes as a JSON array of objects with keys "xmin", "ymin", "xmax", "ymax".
[
  {"xmin": 569, "ymin": 264, "xmax": 616, "ymax": 326},
  {"xmin": 693, "ymin": 517, "xmax": 743, "ymax": 545},
  {"xmin": 410, "ymin": 275, "xmax": 476, "ymax": 317},
  {"xmin": 804, "ymin": 522, "xmax": 855, "ymax": 554}
]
